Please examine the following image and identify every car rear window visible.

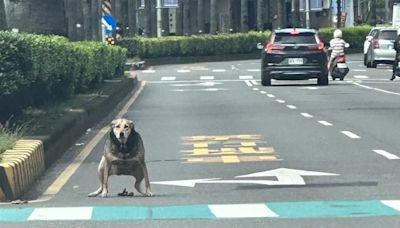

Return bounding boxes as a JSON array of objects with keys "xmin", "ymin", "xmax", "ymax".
[
  {"xmin": 274, "ymin": 33, "xmax": 317, "ymax": 45},
  {"xmin": 379, "ymin": 30, "xmax": 397, "ymax": 40}
]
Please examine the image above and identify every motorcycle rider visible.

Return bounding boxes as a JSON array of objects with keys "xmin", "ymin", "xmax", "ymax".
[
  {"xmin": 328, "ymin": 29, "xmax": 348, "ymax": 72},
  {"xmin": 390, "ymin": 28, "xmax": 400, "ymax": 80}
]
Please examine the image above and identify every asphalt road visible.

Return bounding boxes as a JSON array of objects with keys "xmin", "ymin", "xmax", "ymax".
[{"xmin": 3, "ymin": 53, "xmax": 400, "ymax": 227}]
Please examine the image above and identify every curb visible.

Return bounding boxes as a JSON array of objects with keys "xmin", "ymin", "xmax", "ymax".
[
  {"xmin": 0, "ymin": 140, "xmax": 45, "ymax": 201},
  {"xmin": 0, "ymin": 74, "xmax": 139, "ymax": 202}
]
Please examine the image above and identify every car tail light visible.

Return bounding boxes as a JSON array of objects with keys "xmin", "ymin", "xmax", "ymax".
[
  {"xmin": 265, "ymin": 41, "xmax": 285, "ymax": 53},
  {"xmin": 337, "ymin": 55, "xmax": 346, "ymax": 63},
  {"xmin": 308, "ymin": 36, "xmax": 324, "ymax": 50},
  {"xmin": 373, "ymin": 39, "xmax": 380, "ymax": 49}
]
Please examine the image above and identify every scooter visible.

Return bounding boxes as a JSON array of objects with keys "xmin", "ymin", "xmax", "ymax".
[{"xmin": 330, "ymin": 54, "xmax": 350, "ymax": 81}]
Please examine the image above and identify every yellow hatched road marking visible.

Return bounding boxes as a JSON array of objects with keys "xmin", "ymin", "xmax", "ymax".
[
  {"xmin": 239, "ymin": 147, "xmax": 256, "ymax": 153},
  {"xmin": 241, "ymin": 142, "xmax": 256, "ymax": 147},
  {"xmin": 193, "ymin": 148, "xmax": 209, "ymax": 155},
  {"xmin": 221, "ymin": 156, "xmax": 240, "ymax": 163},
  {"xmin": 194, "ymin": 143, "xmax": 208, "ymax": 148}
]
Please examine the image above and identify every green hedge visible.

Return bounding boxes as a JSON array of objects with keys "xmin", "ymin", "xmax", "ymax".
[
  {"xmin": 0, "ymin": 32, "xmax": 127, "ymax": 121},
  {"xmin": 119, "ymin": 31, "xmax": 271, "ymax": 58},
  {"xmin": 119, "ymin": 26, "xmax": 372, "ymax": 59}
]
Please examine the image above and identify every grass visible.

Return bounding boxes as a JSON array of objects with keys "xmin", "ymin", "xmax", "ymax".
[{"xmin": 0, "ymin": 122, "xmax": 22, "ymax": 162}]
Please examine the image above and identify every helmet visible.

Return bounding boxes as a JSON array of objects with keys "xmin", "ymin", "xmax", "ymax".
[{"xmin": 333, "ymin": 29, "xmax": 342, "ymax": 38}]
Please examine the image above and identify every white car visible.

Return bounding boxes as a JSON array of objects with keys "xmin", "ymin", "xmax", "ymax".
[{"xmin": 364, "ymin": 27, "xmax": 397, "ymax": 68}]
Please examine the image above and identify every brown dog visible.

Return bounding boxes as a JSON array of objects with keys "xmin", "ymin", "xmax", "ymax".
[{"xmin": 88, "ymin": 118, "xmax": 153, "ymax": 197}]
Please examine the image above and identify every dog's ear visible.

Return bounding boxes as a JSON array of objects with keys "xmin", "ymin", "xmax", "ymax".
[
  {"xmin": 111, "ymin": 119, "xmax": 119, "ymax": 128},
  {"xmin": 128, "ymin": 120, "xmax": 134, "ymax": 129}
]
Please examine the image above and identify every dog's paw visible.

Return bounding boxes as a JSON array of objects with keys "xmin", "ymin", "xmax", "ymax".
[
  {"xmin": 88, "ymin": 192, "xmax": 99, "ymax": 197},
  {"xmin": 144, "ymin": 192, "xmax": 154, "ymax": 197},
  {"xmin": 100, "ymin": 192, "xmax": 108, "ymax": 198}
]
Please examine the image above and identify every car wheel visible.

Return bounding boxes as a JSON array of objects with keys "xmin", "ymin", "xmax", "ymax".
[
  {"xmin": 261, "ymin": 71, "xmax": 271, "ymax": 86},
  {"xmin": 372, "ymin": 60, "xmax": 377, "ymax": 68},
  {"xmin": 318, "ymin": 73, "xmax": 329, "ymax": 86},
  {"xmin": 363, "ymin": 54, "xmax": 367, "ymax": 66}
]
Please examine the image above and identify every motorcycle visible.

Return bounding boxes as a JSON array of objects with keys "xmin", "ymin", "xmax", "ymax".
[
  {"xmin": 330, "ymin": 54, "xmax": 349, "ymax": 81},
  {"xmin": 328, "ymin": 43, "xmax": 350, "ymax": 81}
]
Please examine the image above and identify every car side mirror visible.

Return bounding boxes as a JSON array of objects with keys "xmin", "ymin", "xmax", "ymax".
[
  {"xmin": 257, "ymin": 43, "xmax": 264, "ymax": 50},
  {"xmin": 366, "ymin": 36, "xmax": 373, "ymax": 42}
]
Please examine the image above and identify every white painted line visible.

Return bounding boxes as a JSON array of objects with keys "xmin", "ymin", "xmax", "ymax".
[
  {"xmin": 244, "ymin": 80, "xmax": 253, "ymax": 87},
  {"xmin": 239, "ymin": 75, "xmax": 254, "ymax": 80},
  {"xmin": 276, "ymin": 99, "xmax": 286, "ymax": 104},
  {"xmin": 253, "ymin": 88, "xmax": 259, "ymax": 91},
  {"xmin": 251, "ymin": 80, "xmax": 258, "ymax": 85},
  {"xmin": 382, "ymin": 200, "xmax": 400, "ymax": 212},
  {"xmin": 353, "ymin": 82, "xmax": 400, "ymax": 96},
  {"xmin": 352, "ymin": 69, "xmax": 367, "ymax": 72},
  {"xmin": 301, "ymin": 113, "xmax": 313, "ymax": 118},
  {"xmin": 161, "ymin": 77, "xmax": 176, "ymax": 81},
  {"xmin": 142, "ymin": 70, "xmax": 155, "ymax": 73},
  {"xmin": 353, "ymin": 75, "xmax": 369, "ymax": 79},
  {"xmin": 213, "ymin": 69, "xmax": 226, "ymax": 72},
  {"xmin": 209, "ymin": 204, "xmax": 279, "ymax": 218},
  {"xmin": 286, "ymin": 105, "xmax": 297, "ymax": 109},
  {"xmin": 177, "ymin": 69, "xmax": 191, "ymax": 73},
  {"xmin": 200, "ymin": 76, "xmax": 215, "ymax": 80},
  {"xmin": 267, "ymin": 94, "xmax": 275, "ymax": 98},
  {"xmin": 318, "ymin": 120, "xmax": 333, "ymax": 126},
  {"xmin": 373, "ymin": 150, "xmax": 400, "ymax": 160},
  {"xmin": 260, "ymin": 91, "xmax": 267, "ymax": 94},
  {"xmin": 28, "ymin": 207, "xmax": 93, "ymax": 221},
  {"xmin": 341, "ymin": 131, "xmax": 361, "ymax": 139},
  {"xmin": 247, "ymin": 69, "xmax": 261, "ymax": 72}
]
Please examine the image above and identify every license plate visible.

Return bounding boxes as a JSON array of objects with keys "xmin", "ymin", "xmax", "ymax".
[
  {"xmin": 337, "ymin": 63, "xmax": 347, "ymax": 68},
  {"xmin": 288, "ymin": 58, "xmax": 303, "ymax": 65}
]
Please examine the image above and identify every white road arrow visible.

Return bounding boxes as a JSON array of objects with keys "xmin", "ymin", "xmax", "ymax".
[
  {"xmin": 151, "ymin": 168, "xmax": 339, "ymax": 188},
  {"xmin": 236, "ymin": 168, "xmax": 339, "ymax": 185}
]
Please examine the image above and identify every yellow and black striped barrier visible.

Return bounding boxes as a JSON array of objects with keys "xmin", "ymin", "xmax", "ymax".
[{"xmin": 0, "ymin": 140, "xmax": 45, "ymax": 201}]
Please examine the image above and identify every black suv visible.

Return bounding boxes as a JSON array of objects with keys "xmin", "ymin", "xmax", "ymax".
[{"xmin": 260, "ymin": 28, "xmax": 329, "ymax": 86}]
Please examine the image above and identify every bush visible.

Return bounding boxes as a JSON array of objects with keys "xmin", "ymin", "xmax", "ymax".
[
  {"xmin": 0, "ymin": 32, "xmax": 127, "ymax": 121},
  {"xmin": 118, "ymin": 31, "xmax": 271, "ymax": 59},
  {"xmin": 318, "ymin": 25, "xmax": 372, "ymax": 49}
]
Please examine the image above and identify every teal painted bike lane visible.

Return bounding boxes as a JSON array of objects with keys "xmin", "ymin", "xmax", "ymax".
[{"xmin": 1, "ymin": 200, "xmax": 400, "ymax": 222}]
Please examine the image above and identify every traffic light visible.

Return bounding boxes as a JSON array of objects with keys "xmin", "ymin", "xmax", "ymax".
[{"xmin": 105, "ymin": 36, "xmax": 115, "ymax": 45}]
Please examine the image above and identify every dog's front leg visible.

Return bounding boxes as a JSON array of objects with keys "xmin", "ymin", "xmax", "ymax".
[
  {"xmin": 100, "ymin": 160, "xmax": 110, "ymax": 198},
  {"xmin": 88, "ymin": 157, "xmax": 106, "ymax": 197},
  {"xmin": 135, "ymin": 162, "xmax": 153, "ymax": 197}
]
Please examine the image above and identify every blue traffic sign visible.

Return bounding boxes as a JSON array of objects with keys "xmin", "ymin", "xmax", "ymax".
[{"xmin": 102, "ymin": 15, "xmax": 116, "ymax": 35}]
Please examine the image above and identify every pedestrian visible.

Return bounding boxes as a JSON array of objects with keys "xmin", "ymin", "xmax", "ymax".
[
  {"xmin": 391, "ymin": 28, "xmax": 400, "ymax": 80},
  {"xmin": 327, "ymin": 29, "xmax": 348, "ymax": 72}
]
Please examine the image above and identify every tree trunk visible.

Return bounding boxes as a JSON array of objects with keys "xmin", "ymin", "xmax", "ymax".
[
  {"xmin": 176, "ymin": 0, "xmax": 183, "ymax": 35},
  {"xmin": 370, "ymin": 0, "xmax": 377, "ymax": 26},
  {"xmin": 293, "ymin": 0, "xmax": 300, "ymax": 27},
  {"xmin": 90, "ymin": 0, "xmax": 101, "ymax": 41},
  {"xmin": 336, "ymin": 0, "xmax": 341, "ymax": 27},
  {"xmin": 197, "ymin": 0, "xmax": 204, "ymax": 34},
  {"xmin": 183, "ymin": 0, "xmax": 190, "ymax": 35},
  {"xmin": 144, "ymin": 0, "xmax": 152, "ymax": 37},
  {"xmin": 82, "ymin": 0, "xmax": 91, "ymax": 40},
  {"xmin": 127, "ymin": 0, "xmax": 137, "ymax": 36},
  {"xmin": 277, "ymin": 0, "xmax": 284, "ymax": 29},
  {"xmin": 210, "ymin": 0, "xmax": 217, "ymax": 34},
  {"xmin": 241, "ymin": 0, "xmax": 248, "ymax": 32},
  {"xmin": 256, "ymin": 0, "xmax": 263, "ymax": 31},
  {"xmin": 0, "ymin": 0, "xmax": 7, "ymax": 30}
]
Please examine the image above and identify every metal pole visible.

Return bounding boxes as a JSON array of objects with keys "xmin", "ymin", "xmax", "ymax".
[
  {"xmin": 305, "ymin": 0, "xmax": 310, "ymax": 28},
  {"xmin": 157, "ymin": 0, "xmax": 162, "ymax": 37}
]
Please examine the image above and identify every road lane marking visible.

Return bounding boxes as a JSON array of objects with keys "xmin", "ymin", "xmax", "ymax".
[
  {"xmin": 286, "ymin": 105, "xmax": 296, "ymax": 109},
  {"xmin": 353, "ymin": 82, "xmax": 400, "ymax": 96},
  {"xmin": 213, "ymin": 69, "xmax": 226, "ymax": 72},
  {"xmin": 221, "ymin": 156, "xmax": 240, "ymax": 163},
  {"xmin": 142, "ymin": 70, "xmax": 155, "ymax": 73},
  {"xmin": 244, "ymin": 80, "xmax": 253, "ymax": 87},
  {"xmin": 251, "ymin": 80, "xmax": 258, "ymax": 85},
  {"xmin": 239, "ymin": 75, "xmax": 254, "ymax": 80},
  {"xmin": 352, "ymin": 69, "xmax": 367, "ymax": 72},
  {"xmin": 318, "ymin": 121, "xmax": 333, "ymax": 126},
  {"xmin": 253, "ymin": 88, "xmax": 259, "ymax": 91},
  {"xmin": 353, "ymin": 75, "xmax": 369, "ymax": 79},
  {"xmin": 267, "ymin": 94, "xmax": 275, "ymax": 98},
  {"xmin": 341, "ymin": 131, "xmax": 361, "ymax": 139},
  {"xmin": 373, "ymin": 150, "xmax": 400, "ymax": 160},
  {"xmin": 247, "ymin": 69, "xmax": 261, "ymax": 72},
  {"xmin": 301, "ymin": 113, "xmax": 313, "ymax": 118},
  {"xmin": 38, "ymin": 82, "xmax": 146, "ymax": 201},
  {"xmin": 209, "ymin": 204, "xmax": 278, "ymax": 218},
  {"xmin": 260, "ymin": 91, "xmax": 267, "ymax": 94},
  {"xmin": 177, "ymin": 69, "xmax": 191, "ymax": 73},
  {"xmin": 161, "ymin": 76, "xmax": 176, "ymax": 81},
  {"xmin": 276, "ymin": 99, "xmax": 286, "ymax": 103},
  {"xmin": 28, "ymin": 207, "xmax": 93, "ymax": 221},
  {"xmin": 200, "ymin": 76, "xmax": 215, "ymax": 80}
]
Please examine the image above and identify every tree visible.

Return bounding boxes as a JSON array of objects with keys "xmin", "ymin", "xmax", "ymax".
[
  {"xmin": 0, "ymin": 0, "xmax": 7, "ymax": 30},
  {"xmin": 144, "ymin": 0, "xmax": 152, "ymax": 37},
  {"xmin": 241, "ymin": 0, "xmax": 248, "ymax": 32},
  {"xmin": 210, "ymin": 0, "xmax": 217, "ymax": 34},
  {"xmin": 183, "ymin": 0, "xmax": 190, "ymax": 35},
  {"xmin": 257, "ymin": 0, "xmax": 263, "ymax": 31},
  {"xmin": 293, "ymin": 0, "xmax": 300, "ymax": 27},
  {"xmin": 197, "ymin": 0, "xmax": 204, "ymax": 33}
]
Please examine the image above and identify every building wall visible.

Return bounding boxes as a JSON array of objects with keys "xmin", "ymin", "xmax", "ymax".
[{"xmin": 5, "ymin": 0, "xmax": 66, "ymax": 35}]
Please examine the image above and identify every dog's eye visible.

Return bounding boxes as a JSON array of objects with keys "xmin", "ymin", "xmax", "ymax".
[
  {"xmin": 124, "ymin": 125, "xmax": 128, "ymax": 129},
  {"xmin": 116, "ymin": 125, "xmax": 120, "ymax": 128}
]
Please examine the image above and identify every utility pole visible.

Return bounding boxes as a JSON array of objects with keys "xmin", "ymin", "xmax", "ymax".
[
  {"xmin": 337, "ymin": 0, "xmax": 341, "ymax": 28},
  {"xmin": 157, "ymin": 0, "xmax": 162, "ymax": 37},
  {"xmin": 305, "ymin": 0, "xmax": 310, "ymax": 28},
  {"xmin": 0, "ymin": 0, "xmax": 7, "ymax": 30}
]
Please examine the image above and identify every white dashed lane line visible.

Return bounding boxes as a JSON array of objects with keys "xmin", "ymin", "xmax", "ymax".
[
  {"xmin": 253, "ymin": 88, "xmax": 259, "ymax": 91},
  {"xmin": 251, "ymin": 80, "xmax": 258, "ymax": 85},
  {"xmin": 260, "ymin": 91, "xmax": 267, "ymax": 94},
  {"xmin": 161, "ymin": 77, "xmax": 176, "ymax": 81},
  {"xmin": 267, "ymin": 94, "xmax": 275, "ymax": 98},
  {"xmin": 213, "ymin": 69, "xmax": 226, "ymax": 72},
  {"xmin": 318, "ymin": 120, "xmax": 333, "ymax": 126},
  {"xmin": 239, "ymin": 75, "xmax": 254, "ymax": 80},
  {"xmin": 341, "ymin": 131, "xmax": 361, "ymax": 139},
  {"xmin": 142, "ymin": 70, "xmax": 156, "ymax": 73},
  {"xmin": 177, "ymin": 69, "xmax": 191, "ymax": 73},
  {"xmin": 244, "ymin": 80, "xmax": 253, "ymax": 87},
  {"xmin": 353, "ymin": 75, "xmax": 369, "ymax": 79},
  {"xmin": 200, "ymin": 76, "xmax": 215, "ymax": 80},
  {"xmin": 301, "ymin": 113, "xmax": 313, "ymax": 118},
  {"xmin": 247, "ymin": 69, "xmax": 261, "ymax": 72},
  {"xmin": 286, "ymin": 105, "xmax": 297, "ymax": 109},
  {"xmin": 373, "ymin": 150, "xmax": 400, "ymax": 160},
  {"xmin": 276, "ymin": 99, "xmax": 286, "ymax": 104}
]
